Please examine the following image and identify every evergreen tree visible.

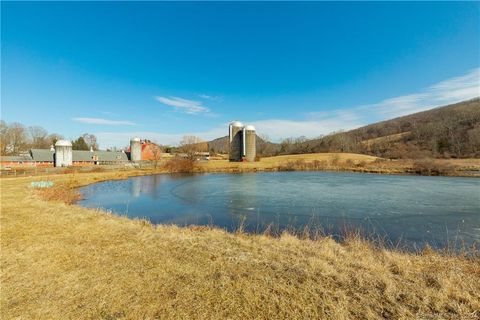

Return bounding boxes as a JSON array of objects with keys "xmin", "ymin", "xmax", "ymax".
[{"xmin": 72, "ymin": 136, "xmax": 89, "ymax": 150}]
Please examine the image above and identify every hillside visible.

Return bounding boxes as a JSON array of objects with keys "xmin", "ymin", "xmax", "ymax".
[
  {"xmin": 335, "ymin": 97, "xmax": 480, "ymax": 158},
  {"xmin": 210, "ymin": 98, "xmax": 480, "ymax": 159}
]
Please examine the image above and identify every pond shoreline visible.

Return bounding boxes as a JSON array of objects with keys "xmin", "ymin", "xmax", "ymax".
[{"xmin": 77, "ymin": 170, "xmax": 480, "ymax": 253}]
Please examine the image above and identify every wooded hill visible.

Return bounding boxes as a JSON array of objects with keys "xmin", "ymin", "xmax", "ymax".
[{"xmin": 209, "ymin": 98, "xmax": 480, "ymax": 159}]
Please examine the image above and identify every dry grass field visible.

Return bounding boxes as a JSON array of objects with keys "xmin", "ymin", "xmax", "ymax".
[
  {"xmin": 1, "ymin": 170, "xmax": 479, "ymax": 319},
  {"xmin": 200, "ymin": 152, "xmax": 378, "ymax": 172},
  {"xmin": 196, "ymin": 152, "xmax": 384, "ymax": 175},
  {"xmin": 198, "ymin": 153, "xmax": 480, "ymax": 176}
]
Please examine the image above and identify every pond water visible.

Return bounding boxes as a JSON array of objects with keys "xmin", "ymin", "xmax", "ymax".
[{"xmin": 78, "ymin": 172, "xmax": 480, "ymax": 251}]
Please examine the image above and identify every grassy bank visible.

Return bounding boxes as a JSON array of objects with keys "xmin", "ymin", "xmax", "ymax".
[
  {"xmin": 1, "ymin": 171, "xmax": 479, "ymax": 319},
  {"xmin": 197, "ymin": 153, "xmax": 480, "ymax": 176}
]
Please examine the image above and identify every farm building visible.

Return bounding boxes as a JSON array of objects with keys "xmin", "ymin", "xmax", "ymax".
[
  {"xmin": 0, "ymin": 148, "xmax": 129, "ymax": 168},
  {"xmin": 0, "ymin": 137, "xmax": 165, "ymax": 169},
  {"xmin": 0, "ymin": 155, "xmax": 36, "ymax": 168}
]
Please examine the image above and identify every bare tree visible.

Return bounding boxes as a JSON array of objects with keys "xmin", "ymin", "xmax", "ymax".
[
  {"xmin": 8, "ymin": 123, "xmax": 28, "ymax": 155},
  {"xmin": 29, "ymin": 126, "xmax": 49, "ymax": 148},
  {"xmin": 150, "ymin": 142, "xmax": 163, "ymax": 169},
  {"xmin": 0, "ymin": 120, "xmax": 8, "ymax": 155},
  {"xmin": 47, "ymin": 133, "xmax": 64, "ymax": 146},
  {"xmin": 179, "ymin": 135, "xmax": 206, "ymax": 160},
  {"xmin": 82, "ymin": 133, "xmax": 99, "ymax": 150},
  {"xmin": 467, "ymin": 126, "xmax": 480, "ymax": 154}
]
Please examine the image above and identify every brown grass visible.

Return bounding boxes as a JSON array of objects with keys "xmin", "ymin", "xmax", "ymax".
[
  {"xmin": 1, "ymin": 171, "xmax": 479, "ymax": 319},
  {"xmin": 362, "ymin": 132, "xmax": 411, "ymax": 148},
  {"xmin": 35, "ymin": 180, "xmax": 84, "ymax": 204},
  {"xmin": 198, "ymin": 153, "xmax": 382, "ymax": 173},
  {"xmin": 196, "ymin": 153, "xmax": 480, "ymax": 176},
  {"xmin": 163, "ymin": 157, "xmax": 196, "ymax": 173},
  {"xmin": 411, "ymin": 159, "xmax": 456, "ymax": 176}
]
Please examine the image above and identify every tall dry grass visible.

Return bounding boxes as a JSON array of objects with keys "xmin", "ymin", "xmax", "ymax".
[
  {"xmin": 1, "ymin": 171, "xmax": 479, "ymax": 319},
  {"xmin": 35, "ymin": 183, "xmax": 83, "ymax": 204}
]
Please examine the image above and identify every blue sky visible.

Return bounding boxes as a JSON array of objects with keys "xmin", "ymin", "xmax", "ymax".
[{"xmin": 2, "ymin": 1, "xmax": 479, "ymax": 148}]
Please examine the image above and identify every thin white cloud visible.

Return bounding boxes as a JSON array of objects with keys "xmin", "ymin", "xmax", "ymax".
[
  {"xmin": 250, "ymin": 113, "xmax": 363, "ymax": 141},
  {"xmin": 155, "ymin": 96, "xmax": 210, "ymax": 114},
  {"xmin": 72, "ymin": 117, "xmax": 136, "ymax": 126},
  {"xmin": 358, "ymin": 68, "xmax": 480, "ymax": 118},
  {"xmin": 198, "ymin": 94, "xmax": 222, "ymax": 101}
]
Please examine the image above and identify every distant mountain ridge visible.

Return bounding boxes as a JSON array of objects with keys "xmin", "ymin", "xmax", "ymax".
[{"xmin": 208, "ymin": 98, "xmax": 480, "ymax": 158}]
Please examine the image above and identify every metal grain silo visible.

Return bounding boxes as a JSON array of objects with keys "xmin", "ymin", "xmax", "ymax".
[
  {"xmin": 229, "ymin": 121, "xmax": 244, "ymax": 161},
  {"xmin": 243, "ymin": 125, "xmax": 256, "ymax": 162},
  {"xmin": 54, "ymin": 140, "xmax": 73, "ymax": 167},
  {"xmin": 130, "ymin": 137, "xmax": 142, "ymax": 161}
]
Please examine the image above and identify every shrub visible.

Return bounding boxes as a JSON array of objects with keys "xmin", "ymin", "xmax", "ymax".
[
  {"xmin": 36, "ymin": 186, "xmax": 82, "ymax": 204},
  {"xmin": 164, "ymin": 157, "xmax": 196, "ymax": 173},
  {"xmin": 278, "ymin": 161, "xmax": 296, "ymax": 171},
  {"xmin": 356, "ymin": 160, "xmax": 367, "ymax": 168},
  {"xmin": 330, "ymin": 154, "xmax": 340, "ymax": 166},
  {"xmin": 412, "ymin": 159, "xmax": 455, "ymax": 176}
]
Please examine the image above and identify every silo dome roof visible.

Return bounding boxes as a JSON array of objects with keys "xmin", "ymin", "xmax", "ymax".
[
  {"xmin": 244, "ymin": 125, "xmax": 256, "ymax": 131},
  {"xmin": 230, "ymin": 121, "xmax": 244, "ymax": 127},
  {"xmin": 130, "ymin": 137, "xmax": 141, "ymax": 142},
  {"xmin": 55, "ymin": 139, "xmax": 72, "ymax": 147}
]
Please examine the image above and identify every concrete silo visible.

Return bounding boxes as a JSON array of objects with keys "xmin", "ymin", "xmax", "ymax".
[
  {"xmin": 229, "ymin": 121, "xmax": 244, "ymax": 161},
  {"xmin": 130, "ymin": 137, "xmax": 142, "ymax": 161},
  {"xmin": 54, "ymin": 140, "xmax": 73, "ymax": 167},
  {"xmin": 243, "ymin": 125, "xmax": 256, "ymax": 162}
]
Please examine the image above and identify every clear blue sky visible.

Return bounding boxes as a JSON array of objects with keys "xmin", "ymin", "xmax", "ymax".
[{"xmin": 2, "ymin": 1, "xmax": 479, "ymax": 148}]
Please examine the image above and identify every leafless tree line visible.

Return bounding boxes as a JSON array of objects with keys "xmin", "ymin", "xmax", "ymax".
[
  {"xmin": 0, "ymin": 121, "xmax": 99, "ymax": 155},
  {"xmin": 0, "ymin": 121, "xmax": 62, "ymax": 155}
]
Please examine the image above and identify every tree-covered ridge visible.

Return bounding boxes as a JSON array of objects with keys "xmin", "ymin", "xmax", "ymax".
[{"xmin": 207, "ymin": 98, "xmax": 480, "ymax": 159}]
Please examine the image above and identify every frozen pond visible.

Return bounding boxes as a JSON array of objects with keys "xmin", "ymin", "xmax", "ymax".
[{"xmin": 78, "ymin": 172, "xmax": 480, "ymax": 251}]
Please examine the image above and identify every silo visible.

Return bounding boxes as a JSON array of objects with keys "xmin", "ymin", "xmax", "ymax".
[
  {"xmin": 243, "ymin": 125, "xmax": 256, "ymax": 162},
  {"xmin": 54, "ymin": 140, "xmax": 73, "ymax": 167},
  {"xmin": 229, "ymin": 121, "xmax": 244, "ymax": 161},
  {"xmin": 130, "ymin": 137, "xmax": 142, "ymax": 161}
]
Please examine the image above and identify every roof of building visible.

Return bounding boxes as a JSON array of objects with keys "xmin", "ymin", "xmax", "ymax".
[
  {"xmin": 230, "ymin": 121, "xmax": 244, "ymax": 127},
  {"xmin": 72, "ymin": 150, "xmax": 129, "ymax": 162},
  {"xmin": 55, "ymin": 139, "xmax": 72, "ymax": 147},
  {"xmin": 3, "ymin": 149, "xmax": 130, "ymax": 163},
  {"xmin": 30, "ymin": 149, "xmax": 55, "ymax": 162},
  {"xmin": 0, "ymin": 155, "xmax": 34, "ymax": 162}
]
